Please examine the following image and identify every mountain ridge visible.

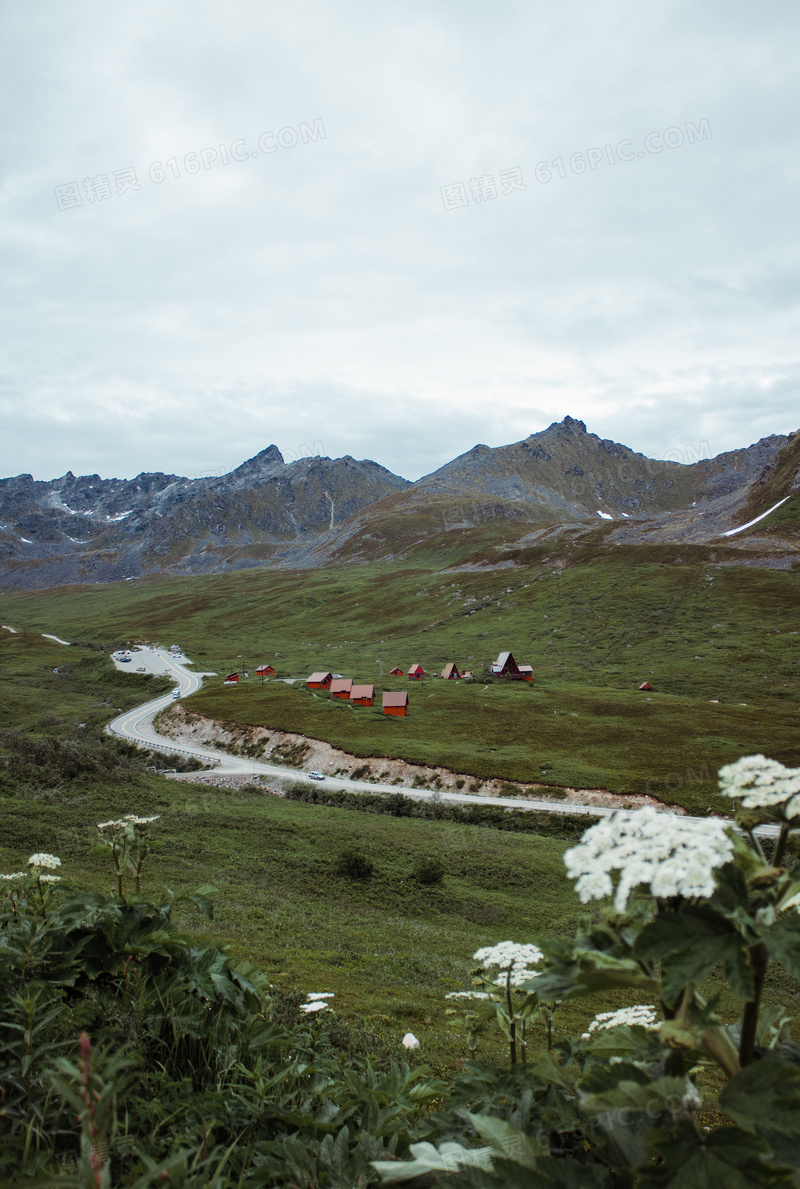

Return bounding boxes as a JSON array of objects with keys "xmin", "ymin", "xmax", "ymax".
[{"xmin": 1, "ymin": 417, "xmax": 797, "ymax": 588}]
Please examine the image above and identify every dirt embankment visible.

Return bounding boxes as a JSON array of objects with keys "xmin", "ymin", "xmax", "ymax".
[{"xmin": 155, "ymin": 703, "xmax": 680, "ymax": 813}]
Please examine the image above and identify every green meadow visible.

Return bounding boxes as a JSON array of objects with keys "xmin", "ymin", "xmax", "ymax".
[{"xmin": 2, "ymin": 545, "xmax": 798, "ymax": 811}]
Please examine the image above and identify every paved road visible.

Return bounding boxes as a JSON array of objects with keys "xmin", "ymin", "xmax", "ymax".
[{"xmin": 107, "ymin": 647, "xmax": 779, "ymax": 837}]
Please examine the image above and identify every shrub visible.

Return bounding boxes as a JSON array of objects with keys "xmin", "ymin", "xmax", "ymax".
[
  {"xmin": 335, "ymin": 847, "xmax": 374, "ymax": 880},
  {"xmin": 414, "ymin": 856, "xmax": 444, "ymax": 885}
]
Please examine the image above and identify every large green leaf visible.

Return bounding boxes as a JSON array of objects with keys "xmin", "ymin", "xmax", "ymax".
[
  {"xmin": 642, "ymin": 1122, "xmax": 796, "ymax": 1187},
  {"xmin": 762, "ymin": 914, "xmax": 800, "ymax": 980},
  {"xmin": 635, "ymin": 907, "xmax": 754, "ymax": 1004},
  {"xmin": 467, "ymin": 1113, "xmax": 543, "ymax": 1169},
  {"xmin": 720, "ymin": 1058, "xmax": 800, "ymax": 1165}
]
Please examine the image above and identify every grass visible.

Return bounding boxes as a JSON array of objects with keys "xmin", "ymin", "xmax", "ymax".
[
  {"xmin": 1, "ymin": 628, "xmax": 798, "ymax": 1076},
  {"xmin": 3, "ymin": 545, "xmax": 797, "ymax": 812}
]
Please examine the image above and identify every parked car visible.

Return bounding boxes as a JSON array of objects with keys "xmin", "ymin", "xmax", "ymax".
[
  {"xmin": 120, "ymin": 657, "xmax": 131, "ymax": 663},
  {"xmin": 137, "ymin": 666, "xmax": 147, "ymax": 672},
  {"xmin": 308, "ymin": 771, "xmax": 325, "ymax": 781}
]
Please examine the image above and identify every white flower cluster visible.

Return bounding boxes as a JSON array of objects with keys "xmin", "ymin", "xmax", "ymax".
[
  {"xmin": 0, "ymin": 871, "xmax": 28, "ymax": 882},
  {"xmin": 98, "ymin": 814, "xmax": 160, "ymax": 831},
  {"xmin": 473, "ymin": 941, "xmax": 543, "ymax": 988},
  {"xmin": 38, "ymin": 874, "xmax": 61, "ymax": 884},
  {"xmin": 28, "ymin": 853, "xmax": 62, "ymax": 870},
  {"xmin": 581, "ymin": 1005, "xmax": 658, "ymax": 1039},
  {"xmin": 300, "ymin": 992, "xmax": 334, "ymax": 1014},
  {"xmin": 718, "ymin": 755, "xmax": 800, "ymax": 818},
  {"xmin": 445, "ymin": 991, "xmax": 492, "ymax": 1001},
  {"xmin": 563, "ymin": 808, "xmax": 733, "ymax": 912}
]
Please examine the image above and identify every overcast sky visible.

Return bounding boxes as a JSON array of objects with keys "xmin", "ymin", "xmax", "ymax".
[{"xmin": 1, "ymin": 0, "xmax": 798, "ymax": 483}]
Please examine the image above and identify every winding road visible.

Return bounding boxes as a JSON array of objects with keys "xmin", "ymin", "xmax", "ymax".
[{"xmin": 107, "ymin": 647, "xmax": 779, "ymax": 836}]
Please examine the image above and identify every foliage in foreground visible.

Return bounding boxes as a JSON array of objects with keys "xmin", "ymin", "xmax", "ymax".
[{"xmin": 3, "ymin": 755, "xmax": 800, "ymax": 1185}]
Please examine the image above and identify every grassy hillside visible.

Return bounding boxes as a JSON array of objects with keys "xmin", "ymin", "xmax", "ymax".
[{"xmin": 2, "ymin": 545, "xmax": 798, "ymax": 810}]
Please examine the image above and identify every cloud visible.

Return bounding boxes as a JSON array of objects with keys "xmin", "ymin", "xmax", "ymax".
[{"xmin": 1, "ymin": 0, "xmax": 799, "ymax": 481}]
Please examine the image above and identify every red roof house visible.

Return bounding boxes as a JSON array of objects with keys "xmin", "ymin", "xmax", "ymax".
[
  {"xmin": 351, "ymin": 683, "xmax": 375, "ymax": 706},
  {"xmin": 330, "ymin": 678, "xmax": 353, "ymax": 699},
  {"xmin": 408, "ymin": 664, "xmax": 425, "ymax": 680},
  {"xmin": 390, "ymin": 667, "xmax": 404, "ymax": 677},
  {"xmin": 307, "ymin": 671, "xmax": 332, "ymax": 689},
  {"xmin": 383, "ymin": 691, "xmax": 409, "ymax": 717},
  {"xmin": 224, "ymin": 672, "xmax": 239, "ymax": 684},
  {"xmin": 441, "ymin": 662, "xmax": 461, "ymax": 680}
]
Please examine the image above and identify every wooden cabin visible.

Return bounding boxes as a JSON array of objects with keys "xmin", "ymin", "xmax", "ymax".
[
  {"xmin": 307, "ymin": 671, "xmax": 332, "ymax": 689},
  {"xmin": 390, "ymin": 667, "xmax": 404, "ymax": 677},
  {"xmin": 383, "ymin": 691, "xmax": 409, "ymax": 717},
  {"xmin": 441, "ymin": 662, "xmax": 461, "ymax": 680},
  {"xmin": 255, "ymin": 664, "xmax": 275, "ymax": 677},
  {"xmin": 351, "ymin": 683, "xmax": 375, "ymax": 706},
  {"xmin": 224, "ymin": 673, "xmax": 239, "ymax": 684},
  {"xmin": 639, "ymin": 681, "xmax": 653, "ymax": 691},
  {"xmin": 330, "ymin": 678, "xmax": 353, "ymax": 699},
  {"xmin": 407, "ymin": 664, "xmax": 425, "ymax": 680},
  {"xmin": 491, "ymin": 652, "xmax": 533, "ymax": 680}
]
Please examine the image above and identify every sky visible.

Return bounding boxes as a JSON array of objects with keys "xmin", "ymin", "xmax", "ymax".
[{"xmin": 1, "ymin": 0, "xmax": 799, "ymax": 483}]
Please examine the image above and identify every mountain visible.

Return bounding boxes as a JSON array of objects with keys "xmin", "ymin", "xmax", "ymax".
[
  {"xmin": 1, "ymin": 419, "xmax": 798, "ymax": 588},
  {"xmin": 0, "ymin": 449, "xmax": 409, "ymax": 587}
]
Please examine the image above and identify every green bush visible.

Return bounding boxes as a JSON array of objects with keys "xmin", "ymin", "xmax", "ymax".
[
  {"xmin": 414, "ymin": 856, "xmax": 444, "ymax": 885},
  {"xmin": 335, "ymin": 846, "xmax": 375, "ymax": 880}
]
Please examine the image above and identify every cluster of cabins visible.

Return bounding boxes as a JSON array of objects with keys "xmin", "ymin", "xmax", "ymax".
[
  {"xmin": 306, "ymin": 673, "xmax": 409, "ymax": 716},
  {"xmin": 223, "ymin": 652, "xmax": 534, "ymax": 709}
]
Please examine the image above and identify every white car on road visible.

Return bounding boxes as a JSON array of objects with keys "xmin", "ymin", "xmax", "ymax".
[{"xmin": 308, "ymin": 771, "xmax": 326, "ymax": 781}]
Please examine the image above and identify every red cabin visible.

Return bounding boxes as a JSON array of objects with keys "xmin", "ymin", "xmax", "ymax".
[
  {"xmin": 491, "ymin": 652, "xmax": 533, "ymax": 680},
  {"xmin": 255, "ymin": 664, "xmax": 274, "ymax": 677},
  {"xmin": 408, "ymin": 664, "xmax": 425, "ymax": 680},
  {"xmin": 330, "ymin": 678, "xmax": 353, "ymax": 699},
  {"xmin": 383, "ymin": 691, "xmax": 409, "ymax": 717},
  {"xmin": 390, "ymin": 667, "xmax": 404, "ymax": 677},
  {"xmin": 351, "ymin": 683, "xmax": 375, "ymax": 706},
  {"xmin": 307, "ymin": 671, "xmax": 332, "ymax": 689},
  {"xmin": 639, "ymin": 681, "xmax": 653, "ymax": 691},
  {"xmin": 518, "ymin": 665, "xmax": 533, "ymax": 682},
  {"xmin": 224, "ymin": 673, "xmax": 239, "ymax": 684},
  {"xmin": 441, "ymin": 662, "xmax": 461, "ymax": 680}
]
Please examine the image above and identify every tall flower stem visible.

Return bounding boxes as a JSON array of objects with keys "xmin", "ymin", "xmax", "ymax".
[
  {"xmin": 739, "ymin": 942, "xmax": 769, "ymax": 1067},
  {"xmin": 505, "ymin": 970, "xmax": 516, "ymax": 1068},
  {"xmin": 773, "ymin": 824, "xmax": 790, "ymax": 870}
]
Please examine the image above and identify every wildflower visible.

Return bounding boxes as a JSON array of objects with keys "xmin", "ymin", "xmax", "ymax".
[
  {"xmin": 581, "ymin": 1005, "xmax": 658, "ymax": 1038},
  {"xmin": 38, "ymin": 874, "xmax": 61, "ymax": 884},
  {"xmin": 473, "ymin": 942, "xmax": 543, "ymax": 969},
  {"xmin": 402, "ymin": 1033, "xmax": 420, "ymax": 1049},
  {"xmin": 299, "ymin": 1001, "xmax": 330, "ymax": 1013},
  {"xmin": 306, "ymin": 992, "xmax": 335, "ymax": 1000},
  {"xmin": 445, "ymin": 991, "xmax": 492, "ymax": 1000},
  {"xmin": 563, "ymin": 808, "xmax": 733, "ymax": 913},
  {"xmin": 719, "ymin": 755, "xmax": 800, "ymax": 818},
  {"xmin": 123, "ymin": 814, "xmax": 160, "ymax": 825},
  {"xmin": 97, "ymin": 820, "xmax": 126, "ymax": 830},
  {"xmin": 28, "ymin": 853, "xmax": 62, "ymax": 870},
  {"xmin": 0, "ymin": 872, "xmax": 28, "ymax": 882}
]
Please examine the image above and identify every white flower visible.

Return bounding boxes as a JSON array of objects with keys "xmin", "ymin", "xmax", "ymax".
[
  {"xmin": 27, "ymin": 853, "xmax": 62, "ymax": 870},
  {"xmin": 564, "ymin": 808, "xmax": 733, "ymax": 912},
  {"xmin": 582, "ymin": 1005, "xmax": 658, "ymax": 1038},
  {"xmin": 38, "ymin": 874, "xmax": 61, "ymax": 884},
  {"xmin": 124, "ymin": 814, "xmax": 159, "ymax": 825},
  {"xmin": 306, "ymin": 992, "xmax": 335, "ymax": 1000},
  {"xmin": 473, "ymin": 942, "xmax": 544, "ymax": 972},
  {"xmin": 97, "ymin": 820, "xmax": 126, "ymax": 830},
  {"xmin": 494, "ymin": 968, "xmax": 542, "ymax": 988},
  {"xmin": 0, "ymin": 871, "xmax": 27, "ymax": 882},
  {"xmin": 718, "ymin": 755, "xmax": 800, "ymax": 819},
  {"xmin": 446, "ymin": 991, "xmax": 493, "ymax": 1000},
  {"xmin": 402, "ymin": 1033, "xmax": 420, "ymax": 1049},
  {"xmin": 299, "ymin": 1001, "xmax": 329, "ymax": 1014}
]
